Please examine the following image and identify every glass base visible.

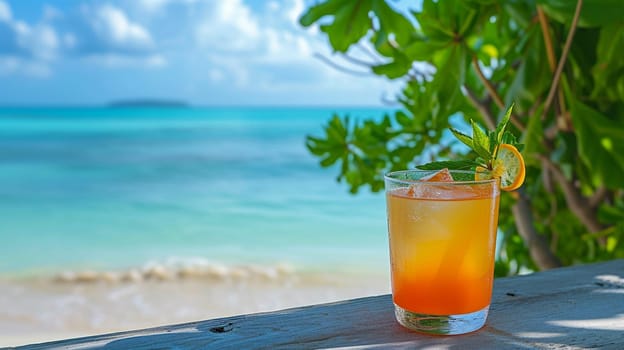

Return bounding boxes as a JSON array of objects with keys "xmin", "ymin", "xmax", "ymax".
[{"xmin": 394, "ymin": 304, "xmax": 489, "ymax": 335}]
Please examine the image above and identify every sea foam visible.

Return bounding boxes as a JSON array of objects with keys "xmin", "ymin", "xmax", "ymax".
[{"xmin": 52, "ymin": 258, "xmax": 296, "ymax": 284}]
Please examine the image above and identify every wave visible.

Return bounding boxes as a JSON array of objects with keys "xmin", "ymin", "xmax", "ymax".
[{"xmin": 51, "ymin": 258, "xmax": 297, "ymax": 284}]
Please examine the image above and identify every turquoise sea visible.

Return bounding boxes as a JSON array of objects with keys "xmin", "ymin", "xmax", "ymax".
[{"xmin": 0, "ymin": 107, "xmax": 391, "ymax": 279}]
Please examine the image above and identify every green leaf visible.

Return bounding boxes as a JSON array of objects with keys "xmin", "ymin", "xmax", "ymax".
[
  {"xmin": 569, "ymin": 98, "xmax": 624, "ymax": 189},
  {"xmin": 431, "ymin": 44, "xmax": 467, "ymax": 118},
  {"xmin": 305, "ymin": 136, "xmax": 331, "ymax": 156},
  {"xmin": 371, "ymin": 50, "xmax": 411, "ymax": 78},
  {"xmin": 501, "ymin": 131, "xmax": 520, "ymax": 147},
  {"xmin": 503, "ymin": 26, "xmax": 550, "ymax": 105},
  {"xmin": 403, "ymin": 40, "xmax": 446, "ymax": 61},
  {"xmin": 371, "ymin": 0, "xmax": 415, "ymax": 48},
  {"xmin": 496, "ymin": 104, "xmax": 513, "ymax": 145},
  {"xmin": 317, "ymin": 0, "xmax": 374, "ymax": 52},
  {"xmin": 598, "ymin": 203, "xmax": 624, "ymax": 224},
  {"xmin": 326, "ymin": 115, "xmax": 348, "ymax": 142},
  {"xmin": 457, "ymin": 5, "xmax": 479, "ymax": 37},
  {"xmin": 320, "ymin": 152, "xmax": 342, "ymax": 167},
  {"xmin": 417, "ymin": 0, "xmax": 456, "ymax": 41},
  {"xmin": 488, "ymin": 131, "xmax": 497, "ymax": 154},
  {"xmin": 395, "ymin": 111, "xmax": 412, "ymax": 128},
  {"xmin": 416, "ymin": 160, "xmax": 480, "ymax": 170},
  {"xmin": 471, "ymin": 119, "xmax": 491, "ymax": 160},
  {"xmin": 503, "ymin": 1, "xmax": 534, "ymax": 28},
  {"xmin": 449, "ymin": 128, "xmax": 474, "ymax": 149},
  {"xmin": 591, "ymin": 23, "xmax": 624, "ymax": 103},
  {"xmin": 299, "ymin": 0, "xmax": 350, "ymax": 26},
  {"xmin": 521, "ymin": 107, "xmax": 545, "ymax": 166},
  {"xmin": 537, "ymin": 0, "xmax": 624, "ymax": 28}
]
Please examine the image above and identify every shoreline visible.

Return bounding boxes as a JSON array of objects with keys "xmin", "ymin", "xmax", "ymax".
[{"xmin": 1, "ymin": 266, "xmax": 389, "ymax": 347}]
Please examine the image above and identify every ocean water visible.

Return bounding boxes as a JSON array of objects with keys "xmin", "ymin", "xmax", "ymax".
[{"xmin": 0, "ymin": 107, "xmax": 391, "ymax": 280}]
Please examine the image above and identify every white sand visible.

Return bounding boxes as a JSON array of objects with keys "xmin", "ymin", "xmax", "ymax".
[{"xmin": 0, "ymin": 268, "xmax": 389, "ymax": 347}]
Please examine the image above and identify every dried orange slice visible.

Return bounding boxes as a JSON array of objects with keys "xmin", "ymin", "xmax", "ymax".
[{"xmin": 475, "ymin": 144, "xmax": 525, "ymax": 191}]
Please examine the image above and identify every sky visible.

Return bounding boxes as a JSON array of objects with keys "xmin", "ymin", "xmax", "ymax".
[{"xmin": 0, "ymin": 0, "xmax": 402, "ymax": 106}]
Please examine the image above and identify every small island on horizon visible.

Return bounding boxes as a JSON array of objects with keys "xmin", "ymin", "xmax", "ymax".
[{"xmin": 108, "ymin": 99, "xmax": 190, "ymax": 108}]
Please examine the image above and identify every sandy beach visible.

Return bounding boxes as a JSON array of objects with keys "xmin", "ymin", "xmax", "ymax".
[{"xmin": 0, "ymin": 264, "xmax": 389, "ymax": 347}]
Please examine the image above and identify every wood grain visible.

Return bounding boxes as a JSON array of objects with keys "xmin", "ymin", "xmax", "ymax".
[{"xmin": 14, "ymin": 260, "xmax": 624, "ymax": 349}]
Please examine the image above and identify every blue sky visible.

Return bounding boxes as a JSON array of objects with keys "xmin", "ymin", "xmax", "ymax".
[{"xmin": 0, "ymin": 0, "xmax": 401, "ymax": 106}]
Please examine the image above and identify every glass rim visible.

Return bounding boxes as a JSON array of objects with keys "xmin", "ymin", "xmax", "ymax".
[{"xmin": 384, "ymin": 169, "xmax": 499, "ymax": 186}]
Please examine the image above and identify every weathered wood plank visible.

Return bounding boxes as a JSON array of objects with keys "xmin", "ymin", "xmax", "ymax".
[{"xmin": 13, "ymin": 259, "xmax": 624, "ymax": 349}]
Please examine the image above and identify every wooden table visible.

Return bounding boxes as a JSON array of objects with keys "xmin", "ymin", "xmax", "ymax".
[{"xmin": 14, "ymin": 259, "xmax": 624, "ymax": 349}]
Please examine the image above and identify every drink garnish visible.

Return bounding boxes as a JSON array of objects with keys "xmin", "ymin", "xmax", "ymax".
[
  {"xmin": 476, "ymin": 144, "xmax": 525, "ymax": 191},
  {"xmin": 416, "ymin": 105, "xmax": 525, "ymax": 191}
]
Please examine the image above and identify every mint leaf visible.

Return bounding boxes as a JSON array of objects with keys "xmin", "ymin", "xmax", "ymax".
[
  {"xmin": 436, "ymin": 104, "xmax": 518, "ymax": 174},
  {"xmin": 488, "ymin": 130, "xmax": 497, "ymax": 153},
  {"xmin": 502, "ymin": 130, "xmax": 518, "ymax": 145},
  {"xmin": 496, "ymin": 104, "xmax": 514, "ymax": 145},
  {"xmin": 471, "ymin": 119, "xmax": 491, "ymax": 161},
  {"xmin": 416, "ymin": 160, "xmax": 480, "ymax": 170},
  {"xmin": 450, "ymin": 128, "xmax": 473, "ymax": 149}
]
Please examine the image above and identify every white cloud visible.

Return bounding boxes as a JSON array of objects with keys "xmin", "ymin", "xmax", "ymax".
[
  {"xmin": 0, "ymin": 56, "xmax": 51, "ymax": 78},
  {"xmin": 2, "ymin": 0, "xmax": 334, "ymax": 82},
  {"xmin": 85, "ymin": 53, "xmax": 166, "ymax": 68},
  {"xmin": 137, "ymin": 0, "xmax": 170, "ymax": 12},
  {"xmin": 17, "ymin": 24, "xmax": 60, "ymax": 60},
  {"xmin": 136, "ymin": 0, "xmax": 198, "ymax": 13},
  {"xmin": 195, "ymin": 1, "xmax": 260, "ymax": 53},
  {"xmin": 285, "ymin": 0, "xmax": 305, "ymax": 25},
  {"xmin": 90, "ymin": 4, "xmax": 153, "ymax": 49},
  {"xmin": 192, "ymin": 0, "xmax": 333, "ymax": 87},
  {"xmin": 43, "ymin": 5, "xmax": 63, "ymax": 21},
  {"xmin": 267, "ymin": 1, "xmax": 280, "ymax": 12},
  {"xmin": 0, "ymin": 2, "xmax": 163, "ymax": 76},
  {"xmin": 22, "ymin": 60, "xmax": 52, "ymax": 77},
  {"xmin": 0, "ymin": 0, "xmax": 399, "ymax": 104},
  {"xmin": 0, "ymin": 0, "xmax": 11, "ymax": 22},
  {"xmin": 57, "ymin": 3, "xmax": 163, "ymax": 68},
  {"xmin": 0, "ymin": 56, "xmax": 18, "ymax": 74},
  {"xmin": 0, "ymin": 1, "xmax": 61, "ymax": 76},
  {"xmin": 146, "ymin": 54, "xmax": 166, "ymax": 67},
  {"xmin": 208, "ymin": 68, "xmax": 224, "ymax": 82},
  {"xmin": 207, "ymin": 55, "xmax": 251, "ymax": 87},
  {"xmin": 63, "ymin": 33, "xmax": 76, "ymax": 49}
]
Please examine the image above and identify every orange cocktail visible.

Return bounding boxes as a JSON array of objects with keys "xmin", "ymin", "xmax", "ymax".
[{"xmin": 384, "ymin": 169, "xmax": 500, "ymax": 335}]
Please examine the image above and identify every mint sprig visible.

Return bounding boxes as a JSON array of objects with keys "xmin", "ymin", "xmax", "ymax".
[
  {"xmin": 416, "ymin": 104, "xmax": 521, "ymax": 172},
  {"xmin": 416, "ymin": 160, "xmax": 481, "ymax": 170}
]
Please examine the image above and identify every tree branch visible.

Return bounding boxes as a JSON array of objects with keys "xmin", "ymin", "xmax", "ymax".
[
  {"xmin": 537, "ymin": 7, "xmax": 557, "ymax": 72},
  {"xmin": 313, "ymin": 53, "xmax": 372, "ymax": 77},
  {"xmin": 472, "ymin": 56, "xmax": 505, "ymax": 109},
  {"xmin": 589, "ymin": 187, "xmax": 608, "ymax": 209},
  {"xmin": 342, "ymin": 53, "xmax": 378, "ymax": 68},
  {"xmin": 537, "ymin": 6, "xmax": 568, "ymax": 121},
  {"xmin": 355, "ymin": 42, "xmax": 383, "ymax": 64},
  {"xmin": 540, "ymin": 156, "xmax": 604, "ymax": 234},
  {"xmin": 471, "ymin": 56, "xmax": 525, "ymax": 131},
  {"xmin": 540, "ymin": 0, "xmax": 583, "ymax": 121},
  {"xmin": 512, "ymin": 189, "xmax": 562, "ymax": 270},
  {"xmin": 463, "ymin": 86, "xmax": 495, "ymax": 129}
]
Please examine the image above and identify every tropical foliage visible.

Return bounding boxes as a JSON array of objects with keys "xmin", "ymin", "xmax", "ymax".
[{"xmin": 300, "ymin": 0, "xmax": 624, "ymax": 275}]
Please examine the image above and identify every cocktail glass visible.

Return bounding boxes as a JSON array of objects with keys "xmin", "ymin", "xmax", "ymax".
[{"xmin": 384, "ymin": 169, "xmax": 500, "ymax": 335}]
